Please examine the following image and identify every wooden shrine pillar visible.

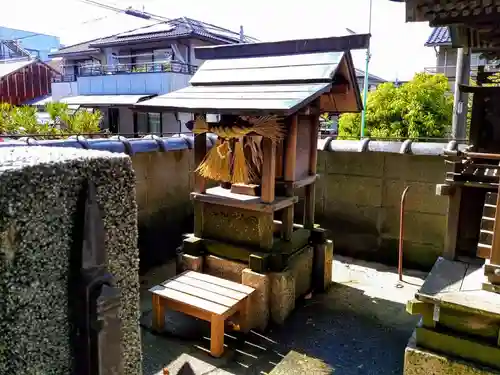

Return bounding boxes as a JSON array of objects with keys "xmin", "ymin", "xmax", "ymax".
[
  {"xmin": 261, "ymin": 137, "xmax": 276, "ymax": 203},
  {"xmin": 193, "ymin": 115, "xmax": 207, "ymax": 194},
  {"xmin": 281, "ymin": 114, "xmax": 298, "ymax": 240},
  {"xmin": 304, "ymin": 111, "xmax": 319, "ymax": 229}
]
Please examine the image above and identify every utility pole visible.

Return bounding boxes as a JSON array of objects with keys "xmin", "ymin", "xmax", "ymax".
[
  {"xmin": 451, "ymin": 48, "xmax": 471, "ymax": 142},
  {"xmin": 360, "ymin": 0, "xmax": 373, "ymax": 139}
]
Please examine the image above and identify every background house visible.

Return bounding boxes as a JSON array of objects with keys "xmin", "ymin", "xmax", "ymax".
[
  {"xmin": 424, "ymin": 26, "xmax": 496, "ymax": 87},
  {"xmin": 355, "ymin": 68, "xmax": 387, "ymax": 91},
  {"xmin": 0, "ymin": 26, "xmax": 60, "ymax": 62},
  {"xmin": 0, "ymin": 59, "xmax": 60, "ymax": 105},
  {"xmin": 49, "ymin": 14, "xmax": 257, "ymax": 136}
]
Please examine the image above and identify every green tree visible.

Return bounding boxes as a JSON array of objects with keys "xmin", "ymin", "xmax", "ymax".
[
  {"xmin": 0, "ymin": 103, "xmax": 102, "ymax": 138},
  {"xmin": 338, "ymin": 73, "xmax": 453, "ymax": 140}
]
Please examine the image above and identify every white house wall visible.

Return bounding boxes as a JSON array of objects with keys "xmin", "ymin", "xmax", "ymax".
[
  {"xmin": 52, "ymin": 81, "xmax": 79, "ymax": 101},
  {"xmin": 162, "ymin": 112, "xmax": 193, "ymax": 134}
]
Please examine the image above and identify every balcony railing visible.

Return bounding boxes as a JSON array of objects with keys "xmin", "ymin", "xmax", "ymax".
[
  {"xmin": 52, "ymin": 61, "xmax": 198, "ymax": 83},
  {"xmin": 424, "ymin": 64, "xmax": 500, "ymax": 78}
]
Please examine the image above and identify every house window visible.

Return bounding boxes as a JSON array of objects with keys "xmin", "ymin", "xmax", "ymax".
[{"xmin": 135, "ymin": 112, "xmax": 162, "ymax": 136}]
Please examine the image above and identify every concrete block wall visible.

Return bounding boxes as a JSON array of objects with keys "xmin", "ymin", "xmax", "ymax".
[
  {"xmin": 132, "ymin": 149, "xmax": 194, "ymax": 272},
  {"xmin": 1, "ymin": 136, "xmax": 460, "ymax": 272},
  {"xmin": 315, "ymin": 151, "xmax": 450, "ymax": 270}
]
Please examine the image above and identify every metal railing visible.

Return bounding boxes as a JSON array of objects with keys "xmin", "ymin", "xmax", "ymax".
[
  {"xmin": 424, "ymin": 64, "xmax": 500, "ymax": 77},
  {"xmin": 51, "ymin": 61, "xmax": 197, "ymax": 82}
]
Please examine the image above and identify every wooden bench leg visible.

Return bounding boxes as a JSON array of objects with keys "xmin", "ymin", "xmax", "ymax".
[
  {"xmin": 210, "ymin": 315, "xmax": 225, "ymax": 357},
  {"xmin": 240, "ymin": 297, "xmax": 251, "ymax": 333},
  {"xmin": 152, "ymin": 294, "xmax": 165, "ymax": 332}
]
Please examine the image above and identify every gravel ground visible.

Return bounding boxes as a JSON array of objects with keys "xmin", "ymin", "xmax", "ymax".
[{"xmin": 140, "ymin": 256, "xmax": 427, "ymax": 375}]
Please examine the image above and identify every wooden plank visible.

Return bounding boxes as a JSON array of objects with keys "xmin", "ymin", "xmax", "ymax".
[
  {"xmin": 163, "ymin": 280, "xmax": 239, "ymax": 308},
  {"xmin": 149, "ymin": 284, "xmax": 229, "ymax": 316},
  {"xmin": 477, "ymin": 243, "xmax": 492, "ymax": 259},
  {"xmin": 191, "ymin": 187, "xmax": 297, "ymax": 213},
  {"xmin": 173, "ymin": 274, "xmax": 248, "ymax": 300},
  {"xmin": 261, "ymin": 137, "xmax": 276, "ymax": 203},
  {"xmin": 183, "ymin": 271, "xmax": 255, "ymax": 295},
  {"xmin": 163, "ymin": 298, "xmax": 212, "ymax": 322}
]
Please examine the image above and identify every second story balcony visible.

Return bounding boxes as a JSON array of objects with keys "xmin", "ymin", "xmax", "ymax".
[{"xmin": 52, "ymin": 61, "xmax": 197, "ymax": 100}]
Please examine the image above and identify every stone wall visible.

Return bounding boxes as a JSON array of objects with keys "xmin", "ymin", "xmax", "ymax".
[
  {"xmin": 314, "ymin": 150, "xmax": 449, "ymax": 270},
  {"xmin": 132, "ymin": 149, "xmax": 194, "ymax": 273},
  {"xmin": 0, "ymin": 137, "xmax": 454, "ymax": 272}
]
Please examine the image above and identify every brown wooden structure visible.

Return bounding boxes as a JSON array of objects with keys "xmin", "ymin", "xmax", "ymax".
[
  {"xmin": 391, "ymin": 1, "xmax": 500, "ymax": 372},
  {"xmin": 141, "ymin": 35, "xmax": 365, "ymax": 330},
  {"xmin": 139, "ymin": 35, "xmax": 365, "ymax": 270},
  {"xmin": 150, "ymin": 271, "xmax": 254, "ymax": 357}
]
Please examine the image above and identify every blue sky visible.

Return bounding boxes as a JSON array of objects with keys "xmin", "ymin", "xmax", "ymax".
[{"xmin": 4, "ymin": 0, "xmax": 436, "ymax": 81}]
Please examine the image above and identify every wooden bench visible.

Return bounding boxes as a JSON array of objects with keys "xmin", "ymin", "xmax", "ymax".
[{"xmin": 149, "ymin": 270, "xmax": 255, "ymax": 357}]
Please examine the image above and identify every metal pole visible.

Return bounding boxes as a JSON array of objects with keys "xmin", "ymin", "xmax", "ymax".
[
  {"xmin": 360, "ymin": 0, "xmax": 373, "ymax": 139},
  {"xmin": 451, "ymin": 48, "xmax": 470, "ymax": 142}
]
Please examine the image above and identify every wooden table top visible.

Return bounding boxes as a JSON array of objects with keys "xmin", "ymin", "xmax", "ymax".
[{"xmin": 149, "ymin": 270, "xmax": 255, "ymax": 316}]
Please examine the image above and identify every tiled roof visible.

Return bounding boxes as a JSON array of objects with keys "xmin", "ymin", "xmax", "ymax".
[
  {"xmin": 355, "ymin": 68, "xmax": 386, "ymax": 83},
  {"xmin": 90, "ymin": 17, "xmax": 258, "ymax": 47},
  {"xmin": 425, "ymin": 27, "xmax": 451, "ymax": 46},
  {"xmin": 50, "ymin": 15, "xmax": 258, "ymax": 57}
]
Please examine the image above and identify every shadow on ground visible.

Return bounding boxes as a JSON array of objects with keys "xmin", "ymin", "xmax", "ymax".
[{"xmin": 141, "ymin": 270, "xmax": 421, "ymax": 375}]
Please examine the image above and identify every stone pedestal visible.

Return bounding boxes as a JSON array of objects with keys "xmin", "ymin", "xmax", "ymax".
[
  {"xmin": 242, "ymin": 269, "xmax": 270, "ymax": 331},
  {"xmin": 404, "ymin": 332, "xmax": 497, "ymax": 375},
  {"xmin": 177, "ymin": 231, "xmax": 333, "ymax": 330},
  {"xmin": 178, "ymin": 254, "xmax": 204, "ymax": 272}
]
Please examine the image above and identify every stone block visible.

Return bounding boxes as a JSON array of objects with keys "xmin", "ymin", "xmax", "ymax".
[
  {"xmin": 200, "ymin": 202, "xmax": 274, "ymax": 250},
  {"xmin": 380, "ymin": 208, "xmax": 446, "ymax": 245},
  {"xmin": 287, "ymin": 246, "xmax": 314, "ymax": 298},
  {"xmin": 384, "ymin": 154, "xmax": 447, "ymax": 183},
  {"xmin": 205, "ymin": 255, "xmax": 247, "ymax": 283},
  {"xmin": 178, "ymin": 254, "xmax": 204, "ymax": 272},
  {"xmin": 242, "ymin": 269, "xmax": 270, "ymax": 331},
  {"xmin": 269, "ymin": 270, "xmax": 295, "ymax": 325},
  {"xmin": 382, "ymin": 180, "xmax": 448, "ymax": 215},
  {"xmin": 323, "ymin": 174, "xmax": 383, "ymax": 208},
  {"xmin": 404, "ymin": 331, "xmax": 497, "ymax": 375},
  {"xmin": 312, "ymin": 240, "xmax": 334, "ymax": 291},
  {"xmin": 324, "ymin": 151, "xmax": 385, "ymax": 178}
]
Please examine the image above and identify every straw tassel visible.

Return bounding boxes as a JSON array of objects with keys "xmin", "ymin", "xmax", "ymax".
[
  {"xmin": 195, "ymin": 139, "xmax": 232, "ymax": 182},
  {"xmin": 231, "ymin": 137, "xmax": 254, "ymax": 184},
  {"xmin": 193, "ymin": 116, "xmax": 209, "ymax": 134}
]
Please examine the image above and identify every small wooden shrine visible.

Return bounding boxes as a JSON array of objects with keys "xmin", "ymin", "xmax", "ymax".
[
  {"xmin": 139, "ymin": 35, "xmax": 367, "ymax": 329},
  {"xmin": 393, "ymin": 1, "xmax": 500, "ymax": 373}
]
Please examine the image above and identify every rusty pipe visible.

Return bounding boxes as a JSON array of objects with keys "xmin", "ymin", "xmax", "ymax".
[{"xmin": 399, "ymin": 186, "xmax": 411, "ymax": 282}]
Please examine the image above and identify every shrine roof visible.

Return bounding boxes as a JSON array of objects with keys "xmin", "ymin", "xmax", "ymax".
[{"xmin": 137, "ymin": 35, "xmax": 368, "ymax": 115}]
